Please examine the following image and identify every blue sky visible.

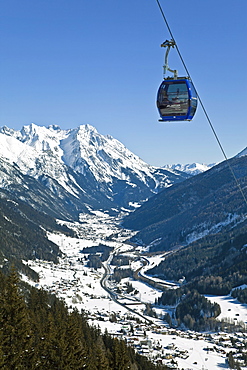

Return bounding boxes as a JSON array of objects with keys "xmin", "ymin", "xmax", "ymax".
[{"xmin": 0, "ymin": 0, "xmax": 246, "ymax": 166}]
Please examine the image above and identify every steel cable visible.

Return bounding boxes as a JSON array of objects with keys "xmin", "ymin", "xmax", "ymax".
[{"xmin": 155, "ymin": 0, "xmax": 247, "ymax": 207}]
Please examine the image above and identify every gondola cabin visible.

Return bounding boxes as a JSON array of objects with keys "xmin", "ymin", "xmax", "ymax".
[{"xmin": 157, "ymin": 78, "xmax": 197, "ymax": 121}]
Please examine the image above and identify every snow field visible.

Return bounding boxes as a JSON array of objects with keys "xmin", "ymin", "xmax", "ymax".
[{"xmin": 23, "ymin": 213, "xmax": 247, "ymax": 369}]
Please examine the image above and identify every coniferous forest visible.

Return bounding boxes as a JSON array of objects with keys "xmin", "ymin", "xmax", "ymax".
[{"xmin": 0, "ymin": 269, "xmax": 169, "ymax": 370}]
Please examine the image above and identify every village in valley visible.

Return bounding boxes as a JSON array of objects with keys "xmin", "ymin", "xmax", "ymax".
[{"xmin": 24, "ymin": 211, "xmax": 247, "ymax": 370}]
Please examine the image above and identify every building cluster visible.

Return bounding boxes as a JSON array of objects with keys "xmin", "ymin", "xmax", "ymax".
[
  {"xmin": 28, "ymin": 253, "xmax": 247, "ymax": 369},
  {"xmin": 87, "ymin": 308, "xmax": 247, "ymax": 369}
]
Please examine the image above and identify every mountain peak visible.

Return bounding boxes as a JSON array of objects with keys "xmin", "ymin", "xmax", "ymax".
[
  {"xmin": 163, "ymin": 162, "xmax": 215, "ymax": 176},
  {"xmin": 83, "ymin": 123, "xmax": 97, "ymax": 131},
  {"xmin": 0, "ymin": 123, "xmax": 191, "ymax": 212},
  {"xmin": 21, "ymin": 122, "xmax": 43, "ymax": 135},
  {"xmin": 19, "ymin": 123, "xmax": 67, "ymax": 152},
  {"xmin": 75, "ymin": 123, "xmax": 98, "ymax": 135},
  {"xmin": 0, "ymin": 125, "xmax": 17, "ymax": 137},
  {"xmin": 236, "ymin": 147, "xmax": 247, "ymax": 158}
]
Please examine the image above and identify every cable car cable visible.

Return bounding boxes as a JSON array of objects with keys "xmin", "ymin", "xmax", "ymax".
[{"xmin": 155, "ymin": 0, "xmax": 247, "ymax": 208}]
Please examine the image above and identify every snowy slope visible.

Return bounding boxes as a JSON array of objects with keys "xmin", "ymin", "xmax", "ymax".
[
  {"xmin": 25, "ymin": 212, "xmax": 247, "ymax": 370},
  {"xmin": 163, "ymin": 162, "xmax": 215, "ymax": 176},
  {"xmin": 0, "ymin": 132, "xmax": 37, "ymax": 173},
  {"xmin": 236, "ymin": 146, "xmax": 247, "ymax": 157},
  {"xmin": 0, "ymin": 125, "xmax": 79, "ymax": 196},
  {"xmin": 0, "ymin": 123, "xmax": 189, "ymax": 212},
  {"xmin": 0, "ymin": 123, "xmax": 158, "ymax": 185},
  {"xmin": 61, "ymin": 125, "xmax": 155, "ymax": 185},
  {"xmin": 164, "ymin": 146, "xmax": 247, "ymax": 176}
]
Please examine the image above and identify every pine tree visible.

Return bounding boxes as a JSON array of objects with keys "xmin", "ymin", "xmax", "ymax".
[
  {"xmin": 94, "ymin": 336, "xmax": 110, "ymax": 370},
  {"xmin": 35, "ymin": 312, "xmax": 59, "ymax": 369},
  {"xmin": 62, "ymin": 309, "xmax": 88, "ymax": 369},
  {"xmin": 0, "ymin": 269, "xmax": 33, "ymax": 369},
  {"xmin": 113, "ymin": 338, "xmax": 131, "ymax": 370},
  {"xmin": 86, "ymin": 347, "xmax": 99, "ymax": 370},
  {"xmin": 0, "ymin": 329, "xmax": 5, "ymax": 369}
]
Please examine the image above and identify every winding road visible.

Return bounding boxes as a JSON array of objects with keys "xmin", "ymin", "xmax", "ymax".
[{"xmin": 100, "ymin": 248, "xmax": 154, "ymax": 325}]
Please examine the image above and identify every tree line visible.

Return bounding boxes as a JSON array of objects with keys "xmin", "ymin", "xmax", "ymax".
[
  {"xmin": 0, "ymin": 268, "xmax": 169, "ymax": 369},
  {"xmin": 157, "ymin": 287, "xmax": 221, "ymax": 331},
  {"xmin": 147, "ymin": 225, "xmax": 247, "ymax": 297}
]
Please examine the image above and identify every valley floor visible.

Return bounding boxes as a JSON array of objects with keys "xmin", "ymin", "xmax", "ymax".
[{"xmin": 23, "ymin": 211, "xmax": 247, "ymax": 370}]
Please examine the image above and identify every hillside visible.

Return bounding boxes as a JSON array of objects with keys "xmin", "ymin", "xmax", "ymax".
[
  {"xmin": 0, "ymin": 123, "xmax": 246, "ymax": 368},
  {"xmin": 0, "ymin": 124, "xmax": 189, "ymax": 215},
  {"xmin": 122, "ymin": 155, "xmax": 247, "ymax": 252},
  {"xmin": 163, "ymin": 162, "xmax": 215, "ymax": 176},
  {"xmin": 0, "ymin": 182, "xmax": 76, "ymax": 278},
  {"xmin": 0, "ymin": 157, "xmax": 77, "ymax": 277},
  {"xmin": 122, "ymin": 154, "xmax": 247, "ymax": 298},
  {"xmin": 148, "ymin": 221, "xmax": 247, "ymax": 294},
  {"xmin": 0, "ymin": 270, "xmax": 168, "ymax": 370},
  {"xmin": 0, "ymin": 123, "xmax": 190, "ymax": 279}
]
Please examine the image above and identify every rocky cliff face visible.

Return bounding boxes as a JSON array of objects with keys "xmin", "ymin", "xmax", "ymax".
[{"xmin": 0, "ymin": 123, "xmax": 189, "ymax": 215}]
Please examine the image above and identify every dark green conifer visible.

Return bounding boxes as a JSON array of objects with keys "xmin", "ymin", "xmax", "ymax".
[
  {"xmin": 0, "ymin": 268, "xmax": 33, "ymax": 369},
  {"xmin": 62, "ymin": 309, "xmax": 88, "ymax": 369},
  {"xmin": 94, "ymin": 336, "xmax": 110, "ymax": 370},
  {"xmin": 85, "ymin": 347, "xmax": 99, "ymax": 370},
  {"xmin": 37, "ymin": 312, "xmax": 59, "ymax": 368},
  {"xmin": 113, "ymin": 338, "xmax": 131, "ymax": 370}
]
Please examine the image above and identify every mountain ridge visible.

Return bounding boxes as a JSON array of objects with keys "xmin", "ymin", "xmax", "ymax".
[
  {"xmin": 163, "ymin": 162, "xmax": 216, "ymax": 176},
  {"xmin": 0, "ymin": 123, "xmax": 190, "ymax": 214},
  {"xmin": 123, "ymin": 155, "xmax": 247, "ymax": 251}
]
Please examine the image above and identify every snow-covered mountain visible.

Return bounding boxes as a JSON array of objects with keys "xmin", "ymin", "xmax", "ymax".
[
  {"xmin": 165, "ymin": 146, "xmax": 247, "ymax": 176},
  {"xmin": 163, "ymin": 162, "xmax": 215, "ymax": 176},
  {"xmin": 236, "ymin": 146, "xmax": 247, "ymax": 158},
  {"xmin": 123, "ymin": 154, "xmax": 247, "ymax": 252},
  {"xmin": 0, "ymin": 123, "xmax": 189, "ymax": 215}
]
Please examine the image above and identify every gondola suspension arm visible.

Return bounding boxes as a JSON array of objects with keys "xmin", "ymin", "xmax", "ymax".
[
  {"xmin": 161, "ymin": 39, "xmax": 178, "ymax": 79},
  {"xmin": 155, "ymin": 0, "xmax": 247, "ymax": 208}
]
